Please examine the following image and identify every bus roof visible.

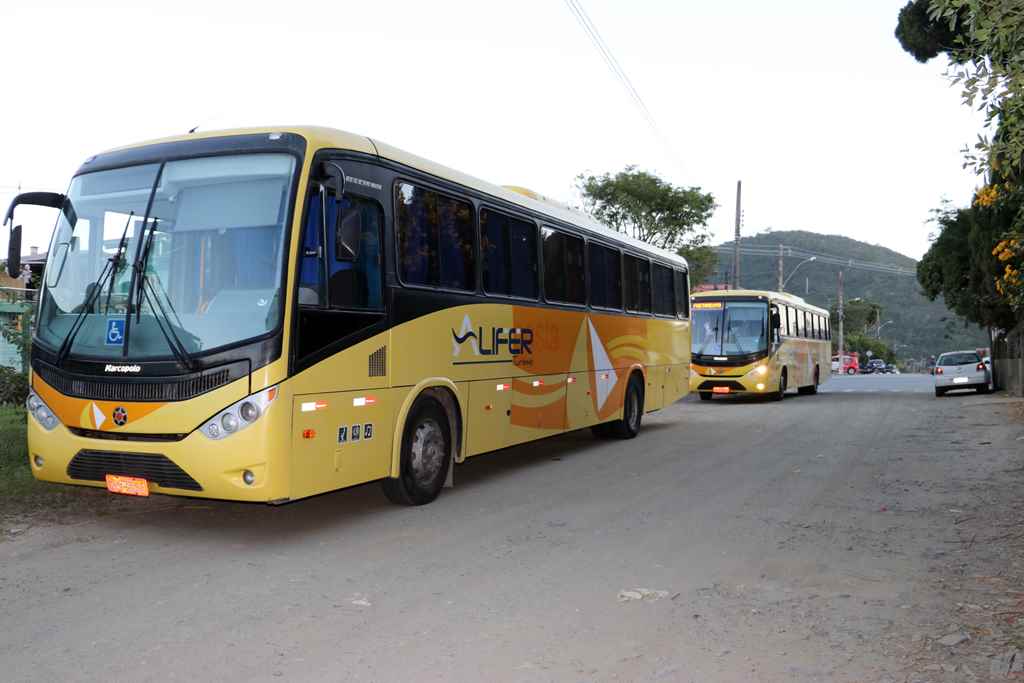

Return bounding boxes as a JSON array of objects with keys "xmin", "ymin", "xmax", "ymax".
[
  {"xmin": 94, "ymin": 125, "xmax": 689, "ymax": 270},
  {"xmin": 691, "ymin": 288, "xmax": 829, "ymax": 316}
]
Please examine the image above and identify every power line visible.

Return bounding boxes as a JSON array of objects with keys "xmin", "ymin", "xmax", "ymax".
[
  {"xmin": 561, "ymin": 0, "xmax": 684, "ymax": 171},
  {"xmin": 713, "ymin": 244, "xmax": 916, "ymax": 277}
]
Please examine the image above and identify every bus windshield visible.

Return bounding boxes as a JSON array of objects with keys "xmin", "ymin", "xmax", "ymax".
[
  {"xmin": 37, "ymin": 153, "xmax": 296, "ymax": 360},
  {"xmin": 691, "ymin": 300, "xmax": 769, "ymax": 357}
]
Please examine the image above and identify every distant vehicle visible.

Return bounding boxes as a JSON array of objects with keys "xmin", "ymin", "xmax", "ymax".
[
  {"xmin": 933, "ymin": 350, "xmax": 990, "ymax": 397},
  {"xmin": 832, "ymin": 353, "xmax": 859, "ymax": 375},
  {"xmin": 690, "ymin": 289, "xmax": 830, "ymax": 400},
  {"xmin": 863, "ymin": 358, "xmax": 887, "ymax": 374}
]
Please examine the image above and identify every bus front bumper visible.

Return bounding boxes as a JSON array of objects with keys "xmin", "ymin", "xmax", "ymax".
[
  {"xmin": 690, "ymin": 362, "xmax": 777, "ymax": 396},
  {"xmin": 25, "ymin": 414, "xmax": 289, "ymax": 502}
]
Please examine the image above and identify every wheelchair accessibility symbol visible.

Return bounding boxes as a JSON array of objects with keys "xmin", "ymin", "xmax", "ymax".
[{"xmin": 105, "ymin": 318, "xmax": 126, "ymax": 346}]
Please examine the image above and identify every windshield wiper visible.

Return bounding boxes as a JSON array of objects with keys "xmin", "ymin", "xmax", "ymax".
[
  {"xmin": 55, "ymin": 211, "xmax": 134, "ymax": 366},
  {"xmin": 122, "ymin": 163, "xmax": 164, "ymax": 358},
  {"xmin": 139, "ymin": 275, "xmax": 198, "ymax": 371},
  {"xmin": 131, "ymin": 218, "xmax": 199, "ymax": 371},
  {"xmin": 103, "ymin": 210, "xmax": 134, "ymax": 313}
]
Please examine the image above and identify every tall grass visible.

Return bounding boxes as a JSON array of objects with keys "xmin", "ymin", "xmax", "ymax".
[{"xmin": 0, "ymin": 406, "xmax": 30, "ymax": 502}]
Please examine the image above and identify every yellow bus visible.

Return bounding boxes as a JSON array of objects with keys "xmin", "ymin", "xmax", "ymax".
[
  {"xmin": 5, "ymin": 126, "xmax": 692, "ymax": 505},
  {"xmin": 689, "ymin": 289, "xmax": 829, "ymax": 401}
]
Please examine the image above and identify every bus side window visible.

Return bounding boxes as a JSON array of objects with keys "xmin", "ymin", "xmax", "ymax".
[
  {"xmin": 651, "ymin": 263, "xmax": 675, "ymax": 316},
  {"xmin": 395, "ymin": 182, "xmax": 475, "ymax": 291},
  {"xmin": 623, "ymin": 254, "xmax": 651, "ymax": 313},
  {"xmin": 673, "ymin": 268, "xmax": 689, "ymax": 318}
]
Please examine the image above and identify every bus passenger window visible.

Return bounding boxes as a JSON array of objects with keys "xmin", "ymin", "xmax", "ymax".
[
  {"xmin": 542, "ymin": 228, "xmax": 585, "ymax": 304},
  {"xmin": 624, "ymin": 254, "xmax": 651, "ymax": 313},
  {"xmin": 589, "ymin": 243, "xmax": 622, "ymax": 309},
  {"xmin": 395, "ymin": 183, "xmax": 475, "ymax": 291},
  {"xmin": 673, "ymin": 269, "xmax": 689, "ymax": 318},
  {"xmin": 481, "ymin": 209, "xmax": 538, "ymax": 298},
  {"xmin": 652, "ymin": 263, "xmax": 674, "ymax": 316}
]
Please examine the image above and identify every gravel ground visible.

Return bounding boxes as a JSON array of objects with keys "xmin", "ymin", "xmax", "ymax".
[{"xmin": 1, "ymin": 374, "xmax": 1021, "ymax": 682}]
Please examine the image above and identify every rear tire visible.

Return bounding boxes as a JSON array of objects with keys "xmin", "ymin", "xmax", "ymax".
[
  {"xmin": 381, "ymin": 396, "xmax": 451, "ymax": 506},
  {"xmin": 934, "ymin": 388, "xmax": 946, "ymax": 398},
  {"xmin": 608, "ymin": 373, "xmax": 644, "ymax": 439},
  {"xmin": 698, "ymin": 391, "xmax": 712, "ymax": 401},
  {"xmin": 798, "ymin": 368, "xmax": 820, "ymax": 395}
]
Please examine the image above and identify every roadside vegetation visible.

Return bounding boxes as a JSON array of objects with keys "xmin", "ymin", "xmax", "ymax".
[
  {"xmin": 896, "ymin": 1, "xmax": 1024, "ymax": 329},
  {"xmin": 0, "ymin": 405, "xmax": 33, "ymax": 507}
]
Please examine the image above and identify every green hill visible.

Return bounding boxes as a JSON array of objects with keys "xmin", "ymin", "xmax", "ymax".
[{"xmin": 710, "ymin": 231, "xmax": 988, "ymax": 360}]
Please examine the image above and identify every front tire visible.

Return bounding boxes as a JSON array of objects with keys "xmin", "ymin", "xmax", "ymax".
[
  {"xmin": 934, "ymin": 388, "xmax": 946, "ymax": 398},
  {"xmin": 846, "ymin": 367, "xmax": 856, "ymax": 375},
  {"xmin": 381, "ymin": 396, "xmax": 452, "ymax": 506},
  {"xmin": 771, "ymin": 369, "xmax": 788, "ymax": 401},
  {"xmin": 698, "ymin": 391, "xmax": 712, "ymax": 401}
]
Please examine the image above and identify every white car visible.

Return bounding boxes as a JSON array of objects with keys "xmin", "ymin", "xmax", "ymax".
[{"xmin": 933, "ymin": 350, "xmax": 990, "ymax": 397}]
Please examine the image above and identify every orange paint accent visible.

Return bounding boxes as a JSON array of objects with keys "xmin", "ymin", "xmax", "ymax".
[
  {"xmin": 512, "ymin": 378, "xmax": 564, "ymax": 396},
  {"xmin": 511, "ymin": 399, "xmax": 567, "ymax": 430},
  {"xmin": 267, "ymin": 386, "xmax": 278, "ymax": 401},
  {"xmin": 33, "ymin": 374, "xmax": 166, "ymax": 431}
]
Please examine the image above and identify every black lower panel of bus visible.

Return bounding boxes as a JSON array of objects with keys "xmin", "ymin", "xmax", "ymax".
[{"xmin": 67, "ymin": 450, "xmax": 202, "ymax": 491}]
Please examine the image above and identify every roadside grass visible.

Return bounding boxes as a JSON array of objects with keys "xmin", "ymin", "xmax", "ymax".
[
  {"xmin": 0, "ymin": 405, "xmax": 107, "ymax": 522},
  {"xmin": 0, "ymin": 405, "xmax": 32, "ymax": 504}
]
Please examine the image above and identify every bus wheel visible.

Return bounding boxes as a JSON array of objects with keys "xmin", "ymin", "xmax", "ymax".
[
  {"xmin": 382, "ymin": 396, "xmax": 451, "ymax": 506},
  {"xmin": 698, "ymin": 391, "xmax": 712, "ymax": 401},
  {"xmin": 609, "ymin": 373, "xmax": 644, "ymax": 439},
  {"xmin": 798, "ymin": 367, "xmax": 819, "ymax": 395},
  {"xmin": 771, "ymin": 369, "xmax": 787, "ymax": 401}
]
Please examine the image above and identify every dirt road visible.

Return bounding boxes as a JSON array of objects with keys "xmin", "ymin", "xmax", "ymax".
[{"xmin": 2, "ymin": 374, "xmax": 1021, "ymax": 682}]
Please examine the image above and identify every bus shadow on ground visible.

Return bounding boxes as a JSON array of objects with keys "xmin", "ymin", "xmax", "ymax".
[{"xmin": 76, "ymin": 423, "xmax": 677, "ymax": 542}]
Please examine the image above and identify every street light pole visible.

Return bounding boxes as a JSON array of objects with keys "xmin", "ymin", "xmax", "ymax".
[
  {"xmin": 876, "ymin": 319, "xmax": 894, "ymax": 339},
  {"xmin": 837, "ymin": 270, "xmax": 844, "ymax": 374},
  {"xmin": 782, "ymin": 256, "xmax": 817, "ymax": 291}
]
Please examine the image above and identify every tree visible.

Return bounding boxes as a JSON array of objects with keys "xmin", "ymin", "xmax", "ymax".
[
  {"xmin": 577, "ymin": 167, "xmax": 716, "ymax": 254},
  {"xmin": 829, "ymin": 298, "xmax": 882, "ymax": 335},
  {"xmin": 677, "ymin": 244, "xmax": 717, "ymax": 286},
  {"xmin": 839, "ymin": 333, "xmax": 896, "ymax": 364},
  {"xmin": 894, "ymin": 0, "xmax": 961, "ymax": 62},
  {"xmin": 917, "ymin": 203, "xmax": 1017, "ymax": 330}
]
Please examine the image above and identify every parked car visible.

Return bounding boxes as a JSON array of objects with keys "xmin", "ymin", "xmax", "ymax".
[
  {"xmin": 862, "ymin": 358, "xmax": 887, "ymax": 374},
  {"xmin": 832, "ymin": 353, "xmax": 859, "ymax": 375},
  {"xmin": 933, "ymin": 350, "xmax": 990, "ymax": 397}
]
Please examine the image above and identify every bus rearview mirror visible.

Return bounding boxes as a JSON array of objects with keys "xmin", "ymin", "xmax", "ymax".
[
  {"xmin": 321, "ymin": 161, "xmax": 346, "ymax": 200},
  {"xmin": 6, "ymin": 224, "xmax": 21, "ymax": 278}
]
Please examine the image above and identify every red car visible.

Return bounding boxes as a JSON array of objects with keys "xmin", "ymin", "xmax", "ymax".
[{"xmin": 832, "ymin": 353, "xmax": 859, "ymax": 375}]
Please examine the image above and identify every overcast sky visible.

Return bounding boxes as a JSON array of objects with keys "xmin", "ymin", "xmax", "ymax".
[{"xmin": 0, "ymin": 0, "xmax": 983, "ymax": 263}]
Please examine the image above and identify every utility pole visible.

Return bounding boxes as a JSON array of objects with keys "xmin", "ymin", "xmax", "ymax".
[
  {"xmin": 732, "ymin": 180, "xmax": 742, "ymax": 288},
  {"xmin": 837, "ymin": 270, "xmax": 844, "ymax": 373},
  {"xmin": 777, "ymin": 243, "xmax": 784, "ymax": 291}
]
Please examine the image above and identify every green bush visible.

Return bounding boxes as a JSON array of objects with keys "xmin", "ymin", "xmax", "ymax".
[{"xmin": 0, "ymin": 366, "xmax": 28, "ymax": 406}]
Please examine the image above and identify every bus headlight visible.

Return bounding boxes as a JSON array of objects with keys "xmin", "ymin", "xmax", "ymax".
[
  {"xmin": 26, "ymin": 390, "xmax": 58, "ymax": 431},
  {"xmin": 753, "ymin": 365, "xmax": 769, "ymax": 376},
  {"xmin": 201, "ymin": 385, "xmax": 278, "ymax": 441}
]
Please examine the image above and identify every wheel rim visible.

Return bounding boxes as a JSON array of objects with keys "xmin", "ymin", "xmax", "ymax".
[
  {"xmin": 627, "ymin": 388, "xmax": 640, "ymax": 430},
  {"xmin": 409, "ymin": 418, "xmax": 446, "ymax": 486}
]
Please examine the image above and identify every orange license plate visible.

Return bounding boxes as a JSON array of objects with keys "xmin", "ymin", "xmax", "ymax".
[
  {"xmin": 712, "ymin": 386, "xmax": 731, "ymax": 394},
  {"xmin": 105, "ymin": 474, "xmax": 150, "ymax": 497}
]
